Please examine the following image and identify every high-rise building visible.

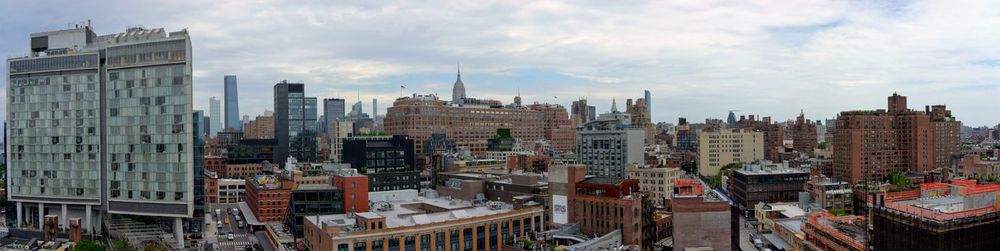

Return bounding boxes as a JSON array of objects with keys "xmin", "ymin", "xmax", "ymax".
[
  {"xmin": 6, "ymin": 25, "xmax": 193, "ymax": 244},
  {"xmin": 385, "ymin": 94, "xmax": 545, "ymax": 156},
  {"xmin": 727, "ymin": 111, "xmax": 738, "ymax": 126},
  {"xmin": 274, "ymin": 81, "xmax": 319, "ymax": 164},
  {"xmin": 451, "ymin": 66, "xmax": 466, "ymax": 104},
  {"xmin": 576, "ymin": 110, "xmax": 645, "ymax": 178},
  {"xmin": 323, "ymin": 98, "xmax": 346, "ymax": 129},
  {"xmin": 674, "ymin": 118, "xmax": 698, "ymax": 152},
  {"xmin": 527, "ymin": 103, "xmax": 575, "ymax": 152},
  {"xmin": 791, "ymin": 111, "xmax": 818, "ymax": 154},
  {"xmin": 832, "ymin": 93, "xmax": 959, "ymax": 184},
  {"xmin": 697, "ymin": 129, "xmax": 765, "ymax": 176},
  {"xmin": 734, "ymin": 115, "xmax": 785, "ymax": 162},
  {"xmin": 191, "ymin": 110, "xmax": 206, "ymax": 232},
  {"xmin": 244, "ymin": 113, "xmax": 274, "ymax": 139},
  {"xmin": 644, "ymin": 90, "xmax": 652, "ymax": 117},
  {"xmin": 209, "ymin": 97, "xmax": 222, "ymax": 137},
  {"xmin": 372, "ymin": 98, "xmax": 378, "ymax": 120},
  {"xmin": 929, "ymin": 105, "xmax": 961, "ymax": 172},
  {"xmin": 224, "ymin": 75, "xmax": 241, "ymax": 131},
  {"xmin": 571, "ymin": 99, "xmax": 596, "ymax": 127},
  {"xmin": 626, "ymin": 97, "xmax": 655, "ymax": 144},
  {"xmin": 327, "ymin": 121, "xmax": 354, "ymax": 163}
]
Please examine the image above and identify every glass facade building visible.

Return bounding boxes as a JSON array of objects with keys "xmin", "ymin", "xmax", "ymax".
[
  {"xmin": 6, "ymin": 26, "xmax": 194, "ymax": 239},
  {"xmin": 274, "ymin": 81, "xmax": 318, "ymax": 164},
  {"xmin": 224, "ymin": 75, "xmax": 240, "ymax": 131}
]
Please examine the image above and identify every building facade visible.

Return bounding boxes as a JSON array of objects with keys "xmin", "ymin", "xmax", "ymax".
[
  {"xmin": 671, "ymin": 196, "xmax": 734, "ymax": 251},
  {"xmin": 698, "ymin": 129, "xmax": 765, "ymax": 176},
  {"xmin": 341, "ymin": 136, "xmax": 418, "ymax": 192},
  {"xmin": 303, "ymin": 195, "xmax": 545, "ymax": 251},
  {"xmin": 624, "ymin": 165, "xmax": 681, "ymax": 206},
  {"xmin": 6, "ymin": 25, "xmax": 194, "ymax": 240},
  {"xmin": 571, "ymin": 177, "xmax": 646, "ymax": 247},
  {"xmin": 209, "ymin": 97, "xmax": 223, "ymax": 137},
  {"xmin": 274, "ymin": 81, "xmax": 319, "ymax": 164},
  {"xmin": 527, "ymin": 103, "xmax": 575, "ymax": 153},
  {"xmin": 244, "ymin": 175, "xmax": 292, "ymax": 222},
  {"xmin": 576, "ymin": 113, "xmax": 645, "ymax": 178},
  {"xmin": 833, "ymin": 93, "xmax": 960, "ymax": 184},
  {"xmin": 728, "ymin": 162, "xmax": 809, "ymax": 211},
  {"xmin": 244, "ymin": 114, "xmax": 274, "ymax": 139},
  {"xmin": 224, "ymin": 75, "xmax": 240, "ymax": 131},
  {"xmin": 384, "ymin": 94, "xmax": 545, "ymax": 156},
  {"xmin": 791, "ymin": 111, "xmax": 818, "ymax": 155}
]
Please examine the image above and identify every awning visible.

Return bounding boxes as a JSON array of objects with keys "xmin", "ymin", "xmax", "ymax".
[
  {"xmin": 763, "ymin": 234, "xmax": 792, "ymax": 251},
  {"xmin": 238, "ymin": 202, "xmax": 266, "ymax": 226}
]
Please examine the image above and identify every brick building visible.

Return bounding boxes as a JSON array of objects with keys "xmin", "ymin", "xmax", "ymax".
[
  {"xmin": 384, "ymin": 93, "xmax": 545, "ymax": 156},
  {"xmin": 833, "ymin": 93, "xmax": 961, "ymax": 184},
  {"xmin": 331, "ymin": 169, "xmax": 369, "ymax": 214},
  {"xmin": 671, "ymin": 195, "xmax": 734, "ymax": 251},
  {"xmin": 243, "ymin": 114, "xmax": 274, "ymax": 139},
  {"xmin": 791, "ymin": 111, "xmax": 818, "ymax": 155},
  {"xmin": 244, "ymin": 175, "xmax": 293, "ymax": 222},
  {"xmin": 735, "ymin": 115, "xmax": 785, "ymax": 162},
  {"xmin": 571, "ymin": 177, "xmax": 646, "ymax": 247},
  {"xmin": 527, "ymin": 103, "xmax": 576, "ymax": 153}
]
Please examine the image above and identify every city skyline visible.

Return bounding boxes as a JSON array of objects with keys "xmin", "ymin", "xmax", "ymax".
[{"xmin": 1, "ymin": 1, "xmax": 999, "ymax": 126}]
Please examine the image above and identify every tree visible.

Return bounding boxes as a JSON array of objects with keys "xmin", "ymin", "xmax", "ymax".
[
  {"xmin": 830, "ymin": 208, "xmax": 848, "ymax": 216},
  {"xmin": 522, "ymin": 240, "xmax": 534, "ymax": 250},
  {"xmin": 74, "ymin": 240, "xmax": 106, "ymax": 251},
  {"xmin": 817, "ymin": 142, "xmax": 828, "ymax": 150},
  {"xmin": 889, "ymin": 171, "xmax": 910, "ymax": 190},
  {"xmin": 681, "ymin": 161, "xmax": 697, "ymax": 175}
]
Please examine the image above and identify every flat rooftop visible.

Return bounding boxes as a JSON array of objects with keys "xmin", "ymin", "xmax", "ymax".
[{"xmin": 306, "ymin": 195, "xmax": 517, "ymax": 231}]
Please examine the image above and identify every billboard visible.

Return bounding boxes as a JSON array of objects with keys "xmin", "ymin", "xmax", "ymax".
[
  {"xmin": 255, "ymin": 175, "xmax": 280, "ymax": 188},
  {"xmin": 553, "ymin": 195, "xmax": 568, "ymax": 224}
]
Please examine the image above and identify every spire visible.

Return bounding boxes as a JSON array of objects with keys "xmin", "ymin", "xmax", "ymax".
[
  {"xmin": 611, "ymin": 97, "xmax": 618, "ymax": 112},
  {"xmin": 457, "ymin": 62, "xmax": 462, "ymax": 82}
]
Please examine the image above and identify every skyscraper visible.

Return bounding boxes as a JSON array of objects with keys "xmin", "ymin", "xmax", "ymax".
[
  {"xmin": 644, "ymin": 90, "xmax": 652, "ymax": 116},
  {"xmin": 274, "ymin": 81, "xmax": 319, "ymax": 164},
  {"xmin": 209, "ymin": 97, "xmax": 222, "ymax": 137},
  {"xmin": 6, "ymin": 25, "xmax": 193, "ymax": 244},
  {"xmin": 571, "ymin": 98, "xmax": 596, "ymax": 127},
  {"xmin": 191, "ymin": 110, "xmax": 206, "ymax": 232},
  {"xmin": 451, "ymin": 66, "xmax": 466, "ymax": 104},
  {"xmin": 224, "ymin": 75, "xmax": 241, "ymax": 131},
  {"xmin": 323, "ymin": 98, "xmax": 346, "ymax": 126},
  {"xmin": 372, "ymin": 98, "xmax": 378, "ymax": 119}
]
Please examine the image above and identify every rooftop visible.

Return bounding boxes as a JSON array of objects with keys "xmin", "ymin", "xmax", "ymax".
[
  {"xmin": 306, "ymin": 193, "xmax": 519, "ymax": 232},
  {"xmin": 581, "ymin": 176, "xmax": 626, "ymax": 185},
  {"xmin": 734, "ymin": 161, "xmax": 808, "ymax": 175},
  {"xmin": 880, "ymin": 181, "xmax": 1000, "ymax": 222}
]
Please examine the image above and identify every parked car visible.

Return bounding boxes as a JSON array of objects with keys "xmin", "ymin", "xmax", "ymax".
[{"xmin": 227, "ymin": 234, "xmax": 235, "ymax": 240}]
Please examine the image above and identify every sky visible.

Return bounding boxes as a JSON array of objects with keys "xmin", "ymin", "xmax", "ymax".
[{"xmin": 2, "ymin": 0, "xmax": 999, "ymax": 126}]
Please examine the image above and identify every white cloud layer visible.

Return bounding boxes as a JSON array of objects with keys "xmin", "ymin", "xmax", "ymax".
[{"xmin": 2, "ymin": 0, "xmax": 999, "ymax": 126}]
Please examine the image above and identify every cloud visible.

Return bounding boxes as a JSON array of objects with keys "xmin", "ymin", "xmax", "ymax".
[{"xmin": 1, "ymin": 0, "xmax": 999, "ymax": 126}]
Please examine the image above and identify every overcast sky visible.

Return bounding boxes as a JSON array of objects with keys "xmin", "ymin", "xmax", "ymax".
[{"xmin": 2, "ymin": 0, "xmax": 999, "ymax": 126}]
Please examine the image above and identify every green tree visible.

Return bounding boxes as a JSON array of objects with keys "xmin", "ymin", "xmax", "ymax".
[
  {"xmin": 817, "ymin": 142, "xmax": 828, "ymax": 150},
  {"xmin": 111, "ymin": 240, "xmax": 129, "ymax": 251},
  {"xmin": 74, "ymin": 240, "xmax": 106, "ymax": 251},
  {"xmin": 889, "ymin": 171, "xmax": 910, "ymax": 189},
  {"xmin": 522, "ymin": 240, "xmax": 534, "ymax": 250},
  {"xmin": 681, "ymin": 161, "xmax": 697, "ymax": 175},
  {"xmin": 830, "ymin": 208, "xmax": 848, "ymax": 216}
]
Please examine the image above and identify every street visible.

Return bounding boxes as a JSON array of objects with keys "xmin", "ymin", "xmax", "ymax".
[
  {"xmin": 738, "ymin": 214, "xmax": 759, "ymax": 251},
  {"xmin": 207, "ymin": 203, "xmax": 257, "ymax": 251}
]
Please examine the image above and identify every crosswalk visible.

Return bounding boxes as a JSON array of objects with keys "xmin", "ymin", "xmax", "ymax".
[
  {"xmin": 217, "ymin": 233, "xmax": 255, "ymax": 248},
  {"xmin": 218, "ymin": 240, "xmax": 253, "ymax": 247}
]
